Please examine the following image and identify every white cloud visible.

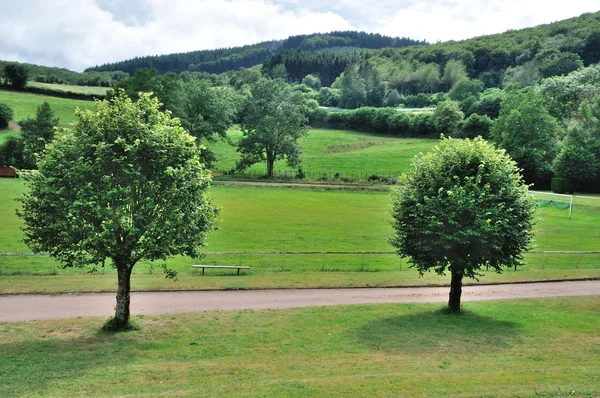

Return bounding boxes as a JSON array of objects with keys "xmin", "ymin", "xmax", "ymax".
[
  {"xmin": 0, "ymin": 0, "xmax": 354, "ymax": 71},
  {"xmin": 379, "ymin": 0, "xmax": 600, "ymax": 43},
  {"xmin": 0, "ymin": 0, "xmax": 599, "ymax": 71}
]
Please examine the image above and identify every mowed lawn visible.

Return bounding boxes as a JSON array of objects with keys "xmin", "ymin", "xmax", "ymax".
[
  {"xmin": 0, "ymin": 90, "xmax": 95, "ymax": 124},
  {"xmin": 1, "ymin": 178, "xmax": 600, "ymax": 292},
  {"xmin": 0, "ymin": 297, "xmax": 598, "ymax": 396},
  {"xmin": 211, "ymin": 128, "xmax": 438, "ymax": 176}
]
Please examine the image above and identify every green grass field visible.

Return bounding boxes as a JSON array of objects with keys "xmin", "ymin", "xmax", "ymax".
[
  {"xmin": 210, "ymin": 129, "xmax": 437, "ymax": 177},
  {"xmin": 0, "ymin": 127, "xmax": 20, "ymax": 145},
  {"xmin": 0, "ymin": 90, "xmax": 95, "ymax": 124},
  {"xmin": 1, "ymin": 297, "xmax": 598, "ymax": 396},
  {"xmin": 1, "ymin": 179, "xmax": 599, "ymax": 293},
  {"xmin": 27, "ymin": 82, "xmax": 109, "ymax": 96}
]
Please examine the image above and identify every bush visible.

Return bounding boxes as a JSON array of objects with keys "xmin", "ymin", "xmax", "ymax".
[
  {"xmin": 551, "ymin": 177, "xmax": 571, "ymax": 194},
  {"xmin": 0, "ymin": 102, "xmax": 14, "ymax": 128}
]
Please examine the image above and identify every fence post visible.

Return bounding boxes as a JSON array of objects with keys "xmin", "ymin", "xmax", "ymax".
[
  {"xmin": 542, "ymin": 252, "xmax": 545, "ymax": 269},
  {"xmin": 322, "ymin": 253, "xmax": 325, "ymax": 271},
  {"xmin": 361, "ymin": 252, "xmax": 365, "ymax": 271},
  {"xmin": 399, "ymin": 256, "xmax": 402, "ymax": 271},
  {"xmin": 0, "ymin": 255, "xmax": 2, "ymax": 274},
  {"xmin": 239, "ymin": 253, "xmax": 243, "ymax": 267},
  {"xmin": 576, "ymin": 253, "xmax": 579, "ymax": 269}
]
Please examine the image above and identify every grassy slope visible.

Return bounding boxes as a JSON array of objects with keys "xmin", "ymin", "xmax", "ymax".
[
  {"xmin": 1, "ymin": 179, "xmax": 599, "ymax": 292},
  {"xmin": 27, "ymin": 82, "xmax": 109, "ymax": 96},
  {"xmin": 0, "ymin": 297, "xmax": 598, "ymax": 397},
  {"xmin": 211, "ymin": 129, "xmax": 437, "ymax": 176},
  {"xmin": 0, "ymin": 90, "xmax": 95, "ymax": 124}
]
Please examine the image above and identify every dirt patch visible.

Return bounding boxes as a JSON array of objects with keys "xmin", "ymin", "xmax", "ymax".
[
  {"xmin": 8, "ymin": 122, "xmax": 20, "ymax": 131},
  {"xmin": 324, "ymin": 139, "xmax": 376, "ymax": 153}
]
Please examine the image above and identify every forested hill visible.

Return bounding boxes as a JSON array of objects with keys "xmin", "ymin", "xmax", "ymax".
[{"xmin": 84, "ymin": 31, "xmax": 427, "ymax": 75}]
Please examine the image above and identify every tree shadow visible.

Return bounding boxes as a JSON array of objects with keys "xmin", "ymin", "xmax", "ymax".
[
  {"xmin": 352, "ymin": 308, "xmax": 523, "ymax": 354},
  {"xmin": 0, "ymin": 328, "xmax": 138, "ymax": 396}
]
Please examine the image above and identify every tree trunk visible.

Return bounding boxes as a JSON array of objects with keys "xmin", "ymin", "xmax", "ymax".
[
  {"xmin": 114, "ymin": 262, "xmax": 133, "ymax": 328},
  {"xmin": 266, "ymin": 154, "xmax": 274, "ymax": 178},
  {"xmin": 448, "ymin": 271, "xmax": 463, "ymax": 314}
]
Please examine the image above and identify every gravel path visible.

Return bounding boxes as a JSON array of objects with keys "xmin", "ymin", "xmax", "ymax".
[{"xmin": 1, "ymin": 280, "xmax": 598, "ymax": 323}]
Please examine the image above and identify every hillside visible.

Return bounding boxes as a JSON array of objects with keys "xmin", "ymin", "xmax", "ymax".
[{"xmin": 84, "ymin": 31, "xmax": 427, "ymax": 76}]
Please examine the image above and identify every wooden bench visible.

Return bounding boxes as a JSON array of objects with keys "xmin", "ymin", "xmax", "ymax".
[{"xmin": 192, "ymin": 265, "xmax": 250, "ymax": 275}]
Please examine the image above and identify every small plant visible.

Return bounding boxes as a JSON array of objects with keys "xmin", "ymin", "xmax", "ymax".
[{"xmin": 295, "ymin": 166, "xmax": 306, "ymax": 180}]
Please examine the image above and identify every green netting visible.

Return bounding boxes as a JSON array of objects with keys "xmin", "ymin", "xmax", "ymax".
[{"xmin": 535, "ymin": 199, "xmax": 571, "ymax": 210}]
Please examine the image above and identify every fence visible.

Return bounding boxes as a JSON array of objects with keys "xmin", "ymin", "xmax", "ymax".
[
  {"xmin": 214, "ymin": 169, "xmax": 399, "ymax": 184},
  {"xmin": 1, "ymin": 251, "xmax": 599, "ymax": 276}
]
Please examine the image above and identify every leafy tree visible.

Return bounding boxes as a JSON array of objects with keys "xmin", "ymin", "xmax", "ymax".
[
  {"xmin": 3, "ymin": 63, "xmax": 28, "ymax": 90},
  {"xmin": 390, "ymin": 137, "xmax": 535, "ymax": 313},
  {"xmin": 457, "ymin": 113, "xmax": 494, "ymax": 139},
  {"xmin": 180, "ymin": 79, "xmax": 237, "ymax": 167},
  {"xmin": 19, "ymin": 102, "xmax": 59, "ymax": 169},
  {"xmin": 434, "ymin": 100, "xmax": 464, "ymax": 136},
  {"xmin": 539, "ymin": 52, "xmax": 583, "ymax": 78},
  {"xmin": 317, "ymin": 87, "xmax": 341, "ymax": 107},
  {"xmin": 0, "ymin": 102, "xmax": 13, "ymax": 128},
  {"xmin": 492, "ymin": 89, "xmax": 561, "ymax": 186},
  {"xmin": 237, "ymin": 78, "xmax": 309, "ymax": 177},
  {"xmin": 338, "ymin": 65, "xmax": 367, "ymax": 109},
  {"xmin": 552, "ymin": 144, "xmax": 597, "ymax": 192},
  {"xmin": 467, "ymin": 88, "xmax": 505, "ymax": 118},
  {"xmin": 19, "ymin": 91, "xmax": 218, "ymax": 330},
  {"xmin": 385, "ymin": 89, "xmax": 402, "ymax": 107},
  {"xmin": 442, "ymin": 60, "xmax": 468, "ymax": 90},
  {"xmin": 302, "ymin": 74, "xmax": 322, "ymax": 91},
  {"xmin": 502, "ymin": 61, "xmax": 540, "ymax": 89},
  {"xmin": 448, "ymin": 78, "xmax": 485, "ymax": 102},
  {"xmin": 0, "ymin": 136, "xmax": 24, "ymax": 167}
]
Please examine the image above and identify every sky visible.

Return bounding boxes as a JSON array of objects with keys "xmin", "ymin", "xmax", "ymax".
[{"xmin": 1, "ymin": 0, "xmax": 599, "ymax": 72}]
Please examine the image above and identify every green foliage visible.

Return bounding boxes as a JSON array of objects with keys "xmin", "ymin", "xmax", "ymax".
[
  {"xmin": 539, "ymin": 52, "xmax": 584, "ymax": 78},
  {"xmin": 0, "ymin": 90, "xmax": 95, "ymax": 124},
  {"xmin": 385, "ymin": 89, "xmax": 401, "ymax": 107},
  {"xmin": 552, "ymin": 145, "xmax": 597, "ymax": 191},
  {"xmin": 433, "ymin": 100, "xmax": 464, "ymax": 136},
  {"xmin": 302, "ymin": 74, "xmax": 321, "ymax": 91},
  {"xmin": 0, "ymin": 136, "xmax": 24, "ymax": 167},
  {"xmin": 19, "ymin": 102, "xmax": 59, "ymax": 169},
  {"xmin": 492, "ymin": 89, "xmax": 561, "ymax": 186},
  {"xmin": 18, "ymin": 91, "xmax": 218, "ymax": 326},
  {"xmin": 317, "ymin": 87, "xmax": 341, "ymax": 107},
  {"xmin": 0, "ymin": 102, "xmax": 13, "ymax": 128},
  {"xmin": 3, "ymin": 63, "xmax": 28, "ymax": 90},
  {"xmin": 551, "ymin": 177, "xmax": 570, "ymax": 194},
  {"xmin": 390, "ymin": 137, "xmax": 536, "ymax": 312},
  {"xmin": 456, "ymin": 113, "xmax": 494, "ymax": 139},
  {"xmin": 448, "ymin": 78, "xmax": 484, "ymax": 102},
  {"xmin": 237, "ymin": 79, "xmax": 309, "ymax": 177},
  {"xmin": 338, "ymin": 65, "xmax": 367, "ymax": 109},
  {"xmin": 467, "ymin": 88, "xmax": 505, "ymax": 118}
]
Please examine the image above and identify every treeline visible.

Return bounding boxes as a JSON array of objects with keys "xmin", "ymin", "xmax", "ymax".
[
  {"xmin": 85, "ymin": 31, "xmax": 426, "ymax": 76},
  {"xmin": 0, "ymin": 60, "xmax": 128, "ymax": 87}
]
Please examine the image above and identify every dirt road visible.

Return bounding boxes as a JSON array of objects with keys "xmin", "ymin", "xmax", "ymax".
[{"xmin": 1, "ymin": 280, "xmax": 598, "ymax": 323}]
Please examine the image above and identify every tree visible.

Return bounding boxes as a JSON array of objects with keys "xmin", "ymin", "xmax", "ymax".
[
  {"xmin": 338, "ymin": 65, "xmax": 367, "ymax": 109},
  {"xmin": 3, "ymin": 63, "xmax": 28, "ymax": 90},
  {"xmin": 434, "ymin": 100, "xmax": 464, "ymax": 136},
  {"xmin": 19, "ymin": 102, "xmax": 59, "ymax": 169},
  {"xmin": 0, "ymin": 102, "xmax": 13, "ymax": 128},
  {"xmin": 492, "ymin": 89, "xmax": 561, "ymax": 187},
  {"xmin": 237, "ymin": 78, "xmax": 309, "ymax": 178},
  {"xmin": 19, "ymin": 91, "xmax": 218, "ymax": 330},
  {"xmin": 390, "ymin": 137, "xmax": 535, "ymax": 313},
  {"xmin": 457, "ymin": 113, "xmax": 494, "ymax": 139},
  {"xmin": 180, "ymin": 79, "xmax": 238, "ymax": 167},
  {"xmin": 442, "ymin": 60, "xmax": 468, "ymax": 90}
]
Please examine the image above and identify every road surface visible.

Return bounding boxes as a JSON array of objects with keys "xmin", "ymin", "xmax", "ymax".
[{"xmin": 1, "ymin": 280, "xmax": 598, "ymax": 323}]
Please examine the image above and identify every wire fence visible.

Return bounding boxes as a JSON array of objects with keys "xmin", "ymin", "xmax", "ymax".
[
  {"xmin": 214, "ymin": 169, "xmax": 399, "ymax": 184},
  {"xmin": 1, "ymin": 251, "xmax": 599, "ymax": 276}
]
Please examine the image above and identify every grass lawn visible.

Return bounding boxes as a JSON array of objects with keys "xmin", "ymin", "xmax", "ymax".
[
  {"xmin": 27, "ymin": 82, "xmax": 109, "ymax": 96},
  {"xmin": 0, "ymin": 297, "xmax": 598, "ymax": 396},
  {"xmin": 0, "ymin": 127, "xmax": 20, "ymax": 145},
  {"xmin": 211, "ymin": 128, "xmax": 438, "ymax": 177},
  {"xmin": 0, "ymin": 90, "xmax": 95, "ymax": 124},
  {"xmin": 1, "ymin": 179, "xmax": 599, "ymax": 292}
]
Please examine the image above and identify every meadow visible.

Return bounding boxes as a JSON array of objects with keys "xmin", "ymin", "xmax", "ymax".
[
  {"xmin": 27, "ymin": 82, "xmax": 109, "ymax": 96},
  {"xmin": 1, "ymin": 179, "xmax": 599, "ymax": 293},
  {"xmin": 0, "ymin": 296, "xmax": 598, "ymax": 396},
  {"xmin": 0, "ymin": 90, "xmax": 95, "ymax": 124},
  {"xmin": 210, "ymin": 128, "xmax": 437, "ymax": 177}
]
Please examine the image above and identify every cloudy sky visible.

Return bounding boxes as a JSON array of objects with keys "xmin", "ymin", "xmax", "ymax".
[{"xmin": 1, "ymin": 0, "xmax": 599, "ymax": 72}]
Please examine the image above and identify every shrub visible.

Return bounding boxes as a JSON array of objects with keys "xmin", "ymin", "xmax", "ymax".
[{"xmin": 0, "ymin": 102, "xmax": 14, "ymax": 128}]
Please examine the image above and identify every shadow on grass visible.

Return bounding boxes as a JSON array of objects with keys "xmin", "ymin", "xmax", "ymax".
[
  {"xmin": 0, "ymin": 330, "xmax": 137, "ymax": 396},
  {"xmin": 353, "ymin": 308, "xmax": 523, "ymax": 354}
]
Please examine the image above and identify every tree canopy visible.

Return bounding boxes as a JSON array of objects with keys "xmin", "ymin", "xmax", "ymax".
[
  {"xmin": 390, "ymin": 137, "xmax": 535, "ymax": 313},
  {"xmin": 236, "ymin": 78, "xmax": 309, "ymax": 177},
  {"xmin": 19, "ymin": 91, "xmax": 218, "ymax": 330}
]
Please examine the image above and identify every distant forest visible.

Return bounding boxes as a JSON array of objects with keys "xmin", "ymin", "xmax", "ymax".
[{"xmin": 84, "ymin": 31, "xmax": 427, "ymax": 76}]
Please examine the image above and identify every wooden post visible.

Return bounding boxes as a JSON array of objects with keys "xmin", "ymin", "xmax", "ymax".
[{"xmin": 361, "ymin": 252, "xmax": 365, "ymax": 271}]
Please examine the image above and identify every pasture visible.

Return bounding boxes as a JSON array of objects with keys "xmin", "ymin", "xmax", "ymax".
[
  {"xmin": 1, "ymin": 179, "xmax": 599, "ymax": 293},
  {"xmin": 0, "ymin": 297, "xmax": 598, "ymax": 396},
  {"xmin": 210, "ymin": 128, "xmax": 437, "ymax": 177},
  {"xmin": 27, "ymin": 82, "xmax": 109, "ymax": 96},
  {"xmin": 0, "ymin": 90, "xmax": 95, "ymax": 124}
]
